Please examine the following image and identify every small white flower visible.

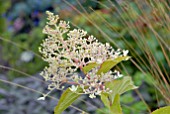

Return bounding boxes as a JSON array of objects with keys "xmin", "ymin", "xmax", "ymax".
[
  {"xmin": 106, "ymin": 43, "xmax": 110, "ymax": 48},
  {"xmin": 117, "ymin": 72, "xmax": 123, "ymax": 78},
  {"xmin": 97, "ymin": 58, "xmax": 103, "ymax": 64},
  {"xmin": 95, "ymin": 90, "xmax": 102, "ymax": 95},
  {"xmin": 123, "ymin": 50, "xmax": 129, "ymax": 56},
  {"xmin": 69, "ymin": 85, "xmax": 78, "ymax": 92},
  {"xmin": 89, "ymin": 93, "xmax": 96, "ymax": 99},
  {"xmin": 37, "ymin": 96, "xmax": 45, "ymax": 100},
  {"xmin": 91, "ymin": 82, "xmax": 95, "ymax": 87}
]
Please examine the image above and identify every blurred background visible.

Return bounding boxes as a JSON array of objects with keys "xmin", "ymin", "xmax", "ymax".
[{"xmin": 0, "ymin": 0, "xmax": 169, "ymax": 114}]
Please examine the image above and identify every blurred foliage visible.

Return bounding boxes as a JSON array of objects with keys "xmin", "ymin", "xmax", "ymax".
[
  {"xmin": 1, "ymin": 27, "xmax": 46, "ymax": 78},
  {"xmin": 0, "ymin": 0, "xmax": 10, "ymax": 34},
  {"xmin": 0, "ymin": 76, "xmax": 55, "ymax": 114}
]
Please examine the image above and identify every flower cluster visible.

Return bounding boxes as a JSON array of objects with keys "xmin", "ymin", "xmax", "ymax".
[{"xmin": 39, "ymin": 11, "xmax": 129, "ymax": 99}]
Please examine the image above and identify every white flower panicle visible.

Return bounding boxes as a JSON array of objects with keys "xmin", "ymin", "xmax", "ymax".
[{"xmin": 39, "ymin": 11, "xmax": 129, "ymax": 99}]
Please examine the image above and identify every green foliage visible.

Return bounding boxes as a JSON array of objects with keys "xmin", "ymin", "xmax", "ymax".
[
  {"xmin": 111, "ymin": 94, "xmax": 122, "ymax": 114},
  {"xmin": 1, "ymin": 27, "xmax": 46, "ymax": 78},
  {"xmin": 82, "ymin": 56, "xmax": 130, "ymax": 75},
  {"xmin": 101, "ymin": 93, "xmax": 110, "ymax": 109},
  {"xmin": 97, "ymin": 56, "xmax": 130, "ymax": 75},
  {"xmin": 133, "ymin": 71, "xmax": 154, "ymax": 86},
  {"xmin": 82, "ymin": 62, "xmax": 99, "ymax": 74},
  {"xmin": 0, "ymin": 0, "xmax": 10, "ymax": 34},
  {"xmin": 104, "ymin": 76, "xmax": 137, "ymax": 103},
  {"xmin": 54, "ymin": 87, "xmax": 82, "ymax": 114},
  {"xmin": 120, "ymin": 92, "xmax": 147, "ymax": 114},
  {"xmin": 151, "ymin": 106, "xmax": 170, "ymax": 114},
  {"xmin": 101, "ymin": 76, "xmax": 137, "ymax": 114},
  {"xmin": 101, "ymin": 93, "xmax": 122, "ymax": 114}
]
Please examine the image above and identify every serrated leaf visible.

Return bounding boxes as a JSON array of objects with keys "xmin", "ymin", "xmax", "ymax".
[
  {"xmin": 105, "ymin": 76, "xmax": 137, "ymax": 103},
  {"xmin": 151, "ymin": 106, "xmax": 170, "ymax": 114},
  {"xmin": 97, "ymin": 56, "xmax": 131, "ymax": 75},
  {"xmin": 82, "ymin": 62, "xmax": 99, "ymax": 74},
  {"xmin": 54, "ymin": 87, "xmax": 82, "ymax": 114}
]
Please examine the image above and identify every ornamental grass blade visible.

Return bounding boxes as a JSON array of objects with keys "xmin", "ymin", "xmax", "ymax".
[
  {"xmin": 151, "ymin": 106, "xmax": 170, "ymax": 114},
  {"xmin": 97, "ymin": 56, "xmax": 131, "ymax": 75},
  {"xmin": 54, "ymin": 87, "xmax": 82, "ymax": 114}
]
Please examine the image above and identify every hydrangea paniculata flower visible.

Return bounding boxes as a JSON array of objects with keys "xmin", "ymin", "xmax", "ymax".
[{"xmin": 39, "ymin": 11, "xmax": 129, "ymax": 99}]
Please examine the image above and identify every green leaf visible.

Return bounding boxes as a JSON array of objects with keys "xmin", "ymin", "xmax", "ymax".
[
  {"xmin": 101, "ymin": 93, "xmax": 122, "ymax": 114},
  {"xmin": 101, "ymin": 93, "xmax": 110, "ymax": 109},
  {"xmin": 101, "ymin": 76, "xmax": 137, "ymax": 114},
  {"xmin": 110, "ymin": 94, "xmax": 122, "ymax": 114},
  {"xmin": 151, "ymin": 106, "xmax": 170, "ymax": 114},
  {"xmin": 82, "ymin": 62, "xmax": 99, "ymax": 74},
  {"xmin": 54, "ymin": 87, "xmax": 82, "ymax": 114},
  {"xmin": 97, "ymin": 56, "xmax": 131, "ymax": 75},
  {"xmin": 105, "ymin": 76, "xmax": 137, "ymax": 103}
]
